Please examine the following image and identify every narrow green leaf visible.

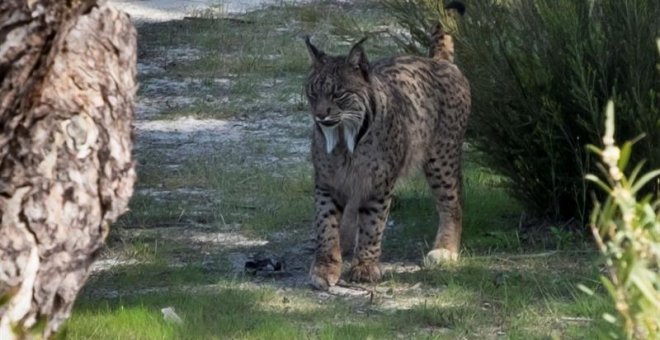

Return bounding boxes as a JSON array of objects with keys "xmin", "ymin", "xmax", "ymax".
[
  {"xmin": 628, "ymin": 133, "xmax": 646, "ymax": 145},
  {"xmin": 628, "ymin": 160, "xmax": 647, "ymax": 184},
  {"xmin": 631, "ymin": 169, "xmax": 660, "ymax": 194},
  {"xmin": 640, "ymin": 205, "xmax": 657, "ymax": 226},
  {"xmin": 577, "ymin": 283, "xmax": 594, "ymax": 296},
  {"xmin": 603, "ymin": 313, "xmax": 617, "ymax": 324},
  {"xmin": 585, "ymin": 174, "xmax": 612, "ymax": 192},
  {"xmin": 618, "ymin": 141, "xmax": 632, "ymax": 172},
  {"xmin": 630, "ymin": 271, "xmax": 660, "ymax": 309},
  {"xmin": 601, "ymin": 277, "xmax": 618, "ymax": 299},
  {"xmin": 586, "ymin": 144, "xmax": 602, "ymax": 156}
]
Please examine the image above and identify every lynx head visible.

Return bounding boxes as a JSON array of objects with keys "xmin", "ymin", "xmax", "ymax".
[{"xmin": 304, "ymin": 37, "xmax": 372, "ymax": 154}]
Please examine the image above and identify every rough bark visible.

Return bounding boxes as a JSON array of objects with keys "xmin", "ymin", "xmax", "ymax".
[{"xmin": 0, "ymin": 0, "xmax": 136, "ymax": 338}]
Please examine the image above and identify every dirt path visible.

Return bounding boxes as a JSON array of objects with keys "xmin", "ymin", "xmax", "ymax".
[
  {"xmin": 92, "ymin": 0, "xmax": 317, "ymax": 292},
  {"xmin": 111, "ymin": 0, "xmax": 312, "ymax": 22}
]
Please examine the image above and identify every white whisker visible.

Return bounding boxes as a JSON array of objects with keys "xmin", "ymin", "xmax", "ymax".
[
  {"xmin": 341, "ymin": 111, "xmax": 364, "ymax": 153},
  {"xmin": 344, "ymin": 124, "xmax": 358, "ymax": 153},
  {"xmin": 319, "ymin": 124, "xmax": 339, "ymax": 153}
]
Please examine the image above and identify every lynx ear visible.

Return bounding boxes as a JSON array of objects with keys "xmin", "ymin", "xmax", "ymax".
[
  {"xmin": 305, "ymin": 36, "xmax": 325, "ymax": 66},
  {"xmin": 347, "ymin": 37, "xmax": 370, "ymax": 81}
]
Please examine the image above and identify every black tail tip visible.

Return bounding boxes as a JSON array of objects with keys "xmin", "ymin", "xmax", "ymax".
[{"xmin": 445, "ymin": 1, "xmax": 466, "ymax": 16}]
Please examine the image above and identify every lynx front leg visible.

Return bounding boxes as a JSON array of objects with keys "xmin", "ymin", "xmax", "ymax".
[
  {"xmin": 349, "ymin": 196, "xmax": 392, "ymax": 283},
  {"xmin": 309, "ymin": 187, "xmax": 343, "ymax": 290},
  {"xmin": 424, "ymin": 145, "xmax": 463, "ymax": 265}
]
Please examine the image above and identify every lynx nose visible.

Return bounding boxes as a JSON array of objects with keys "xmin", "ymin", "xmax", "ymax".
[
  {"xmin": 316, "ymin": 107, "xmax": 331, "ymax": 120},
  {"xmin": 315, "ymin": 107, "xmax": 339, "ymax": 126}
]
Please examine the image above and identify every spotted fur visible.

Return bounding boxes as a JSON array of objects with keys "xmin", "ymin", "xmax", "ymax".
[{"xmin": 304, "ymin": 31, "xmax": 471, "ymax": 290}]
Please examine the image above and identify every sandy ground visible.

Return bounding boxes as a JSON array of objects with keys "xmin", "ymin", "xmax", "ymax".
[
  {"xmin": 110, "ymin": 0, "xmax": 312, "ymax": 22},
  {"xmin": 92, "ymin": 0, "xmax": 315, "ymax": 286}
]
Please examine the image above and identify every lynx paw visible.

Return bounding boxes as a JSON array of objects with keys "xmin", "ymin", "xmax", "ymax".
[
  {"xmin": 425, "ymin": 248, "xmax": 459, "ymax": 266},
  {"xmin": 309, "ymin": 261, "xmax": 341, "ymax": 290},
  {"xmin": 349, "ymin": 262, "xmax": 382, "ymax": 283}
]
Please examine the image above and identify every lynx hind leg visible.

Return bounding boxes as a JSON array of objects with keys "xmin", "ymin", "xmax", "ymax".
[
  {"xmin": 349, "ymin": 196, "xmax": 392, "ymax": 283},
  {"xmin": 423, "ymin": 143, "xmax": 463, "ymax": 265},
  {"xmin": 309, "ymin": 188, "xmax": 343, "ymax": 290},
  {"xmin": 339, "ymin": 206, "xmax": 358, "ymax": 256}
]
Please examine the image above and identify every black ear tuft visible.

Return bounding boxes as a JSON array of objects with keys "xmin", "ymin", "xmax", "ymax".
[
  {"xmin": 304, "ymin": 35, "xmax": 325, "ymax": 66},
  {"xmin": 445, "ymin": 1, "xmax": 466, "ymax": 16},
  {"xmin": 347, "ymin": 37, "xmax": 370, "ymax": 81}
]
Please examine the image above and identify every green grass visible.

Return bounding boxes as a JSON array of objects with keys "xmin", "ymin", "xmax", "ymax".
[
  {"xmin": 136, "ymin": 1, "xmax": 394, "ymax": 121},
  {"xmin": 76, "ymin": 154, "xmax": 605, "ymax": 339},
  {"xmin": 67, "ymin": 285, "xmax": 394, "ymax": 340},
  {"xmin": 125, "ymin": 154, "xmax": 314, "ymax": 235},
  {"xmin": 63, "ymin": 1, "xmax": 611, "ymax": 339},
  {"xmin": 67, "ymin": 254, "xmax": 607, "ymax": 339}
]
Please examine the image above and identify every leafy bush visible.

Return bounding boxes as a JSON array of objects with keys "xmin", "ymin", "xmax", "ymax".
[
  {"xmin": 583, "ymin": 101, "xmax": 659, "ymax": 339},
  {"xmin": 383, "ymin": 0, "xmax": 660, "ymax": 221},
  {"xmin": 381, "ymin": 0, "xmax": 460, "ymax": 55}
]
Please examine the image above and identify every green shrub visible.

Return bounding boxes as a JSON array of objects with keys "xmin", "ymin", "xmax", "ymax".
[
  {"xmin": 584, "ymin": 101, "xmax": 659, "ymax": 339},
  {"xmin": 381, "ymin": 0, "xmax": 460, "ymax": 55},
  {"xmin": 383, "ymin": 0, "xmax": 660, "ymax": 221}
]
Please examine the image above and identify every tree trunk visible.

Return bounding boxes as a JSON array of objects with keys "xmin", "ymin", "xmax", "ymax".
[{"xmin": 0, "ymin": 0, "xmax": 136, "ymax": 338}]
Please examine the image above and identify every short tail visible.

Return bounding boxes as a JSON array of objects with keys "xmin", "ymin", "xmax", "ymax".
[{"xmin": 428, "ymin": 1, "xmax": 465, "ymax": 63}]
